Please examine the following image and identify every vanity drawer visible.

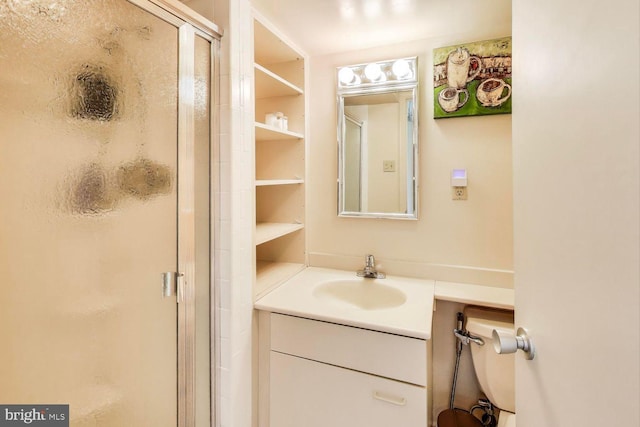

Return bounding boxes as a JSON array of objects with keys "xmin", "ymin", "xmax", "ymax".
[
  {"xmin": 270, "ymin": 351, "xmax": 426, "ymax": 427},
  {"xmin": 270, "ymin": 313, "xmax": 427, "ymax": 386}
]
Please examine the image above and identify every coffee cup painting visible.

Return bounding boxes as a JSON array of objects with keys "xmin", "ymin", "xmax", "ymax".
[{"xmin": 434, "ymin": 37, "xmax": 512, "ymax": 118}]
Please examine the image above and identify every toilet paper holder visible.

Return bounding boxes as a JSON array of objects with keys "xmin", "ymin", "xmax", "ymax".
[{"xmin": 492, "ymin": 327, "xmax": 536, "ymax": 360}]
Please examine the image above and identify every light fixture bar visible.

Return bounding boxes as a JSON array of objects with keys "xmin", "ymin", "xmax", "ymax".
[{"xmin": 337, "ymin": 56, "xmax": 417, "ymax": 90}]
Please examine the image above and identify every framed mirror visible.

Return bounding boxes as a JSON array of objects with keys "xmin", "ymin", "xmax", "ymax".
[{"xmin": 337, "ymin": 57, "xmax": 418, "ymax": 219}]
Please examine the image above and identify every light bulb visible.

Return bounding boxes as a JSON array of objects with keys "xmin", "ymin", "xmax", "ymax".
[
  {"xmin": 364, "ymin": 63, "xmax": 382, "ymax": 81},
  {"xmin": 338, "ymin": 67, "xmax": 356, "ymax": 85},
  {"xmin": 392, "ymin": 59, "xmax": 411, "ymax": 79}
]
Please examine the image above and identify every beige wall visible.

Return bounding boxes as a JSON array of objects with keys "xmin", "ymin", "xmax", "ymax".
[
  {"xmin": 308, "ymin": 23, "xmax": 513, "ymax": 287},
  {"xmin": 366, "ymin": 103, "xmax": 401, "ymax": 213},
  {"xmin": 182, "ymin": 0, "xmax": 215, "ymax": 21},
  {"xmin": 309, "ymin": 26, "xmax": 512, "ymax": 424}
]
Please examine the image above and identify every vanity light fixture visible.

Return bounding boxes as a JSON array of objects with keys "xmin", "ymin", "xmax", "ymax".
[
  {"xmin": 337, "ymin": 56, "xmax": 417, "ymax": 89},
  {"xmin": 364, "ymin": 63, "xmax": 384, "ymax": 81},
  {"xmin": 392, "ymin": 59, "xmax": 412, "ymax": 79},
  {"xmin": 338, "ymin": 66, "xmax": 358, "ymax": 85}
]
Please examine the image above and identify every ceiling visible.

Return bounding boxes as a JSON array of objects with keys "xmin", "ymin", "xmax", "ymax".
[{"xmin": 250, "ymin": 0, "xmax": 512, "ymax": 57}]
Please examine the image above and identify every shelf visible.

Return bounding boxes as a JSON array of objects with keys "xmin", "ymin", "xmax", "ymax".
[
  {"xmin": 255, "ymin": 261, "xmax": 305, "ymax": 299},
  {"xmin": 255, "ymin": 63, "xmax": 303, "ymax": 98},
  {"xmin": 435, "ymin": 281, "xmax": 514, "ymax": 310},
  {"xmin": 256, "ymin": 179, "xmax": 304, "ymax": 186},
  {"xmin": 256, "ymin": 222, "xmax": 304, "ymax": 245},
  {"xmin": 253, "ymin": 15, "xmax": 306, "ymax": 300},
  {"xmin": 255, "ymin": 122, "xmax": 304, "ymax": 141},
  {"xmin": 254, "ymin": 20, "xmax": 302, "ymax": 65}
]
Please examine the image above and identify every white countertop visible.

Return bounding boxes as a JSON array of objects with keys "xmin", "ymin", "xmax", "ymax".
[
  {"xmin": 434, "ymin": 281, "xmax": 514, "ymax": 310},
  {"xmin": 255, "ymin": 267, "xmax": 435, "ymax": 340},
  {"xmin": 254, "ymin": 267, "xmax": 514, "ymax": 341}
]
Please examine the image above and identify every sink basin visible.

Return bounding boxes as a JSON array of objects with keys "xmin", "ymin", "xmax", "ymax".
[
  {"xmin": 313, "ymin": 279, "xmax": 407, "ymax": 310},
  {"xmin": 255, "ymin": 267, "xmax": 435, "ymax": 339}
]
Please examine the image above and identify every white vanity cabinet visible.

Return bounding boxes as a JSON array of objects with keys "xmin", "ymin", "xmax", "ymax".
[{"xmin": 260, "ymin": 313, "xmax": 431, "ymax": 427}]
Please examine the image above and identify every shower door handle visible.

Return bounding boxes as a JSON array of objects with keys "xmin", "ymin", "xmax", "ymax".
[{"xmin": 162, "ymin": 272, "xmax": 185, "ymax": 303}]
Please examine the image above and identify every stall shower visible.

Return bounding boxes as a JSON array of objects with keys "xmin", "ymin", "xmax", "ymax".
[{"xmin": 0, "ymin": 0, "xmax": 214, "ymax": 425}]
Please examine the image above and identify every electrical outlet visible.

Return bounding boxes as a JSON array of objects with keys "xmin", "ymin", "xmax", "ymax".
[{"xmin": 452, "ymin": 186, "xmax": 467, "ymax": 200}]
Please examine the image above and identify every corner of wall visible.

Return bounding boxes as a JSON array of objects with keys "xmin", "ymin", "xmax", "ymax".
[{"xmin": 213, "ymin": 0, "xmax": 255, "ymax": 426}]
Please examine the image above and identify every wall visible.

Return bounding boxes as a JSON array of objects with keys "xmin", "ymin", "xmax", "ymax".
[
  {"xmin": 212, "ymin": 0, "xmax": 255, "ymax": 427},
  {"xmin": 308, "ymin": 23, "xmax": 512, "ymax": 424},
  {"xmin": 308, "ymin": 24, "xmax": 513, "ymax": 288},
  {"xmin": 181, "ymin": 0, "xmax": 215, "ymax": 21},
  {"xmin": 367, "ymin": 103, "xmax": 401, "ymax": 213},
  {"xmin": 210, "ymin": 1, "xmax": 513, "ymax": 425}
]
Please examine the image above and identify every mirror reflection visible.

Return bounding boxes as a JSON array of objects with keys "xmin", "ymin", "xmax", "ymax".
[{"xmin": 337, "ymin": 57, "xmax": 418, "ymax": 219}]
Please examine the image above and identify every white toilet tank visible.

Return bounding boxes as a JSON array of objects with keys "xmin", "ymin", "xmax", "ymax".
[{"xmin": 465, "ymin": 307, "xmax": 516, "ymax": 413}]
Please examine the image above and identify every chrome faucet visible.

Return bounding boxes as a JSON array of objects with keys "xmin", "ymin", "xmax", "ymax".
[{"xmin": 356, "ymin": 254, "xmax": 386, "ymax": 279}]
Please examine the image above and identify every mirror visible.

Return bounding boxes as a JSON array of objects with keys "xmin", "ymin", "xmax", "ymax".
[{"xmin": 337, "ymin": 57, "xmax": 418, "ymax": 219}]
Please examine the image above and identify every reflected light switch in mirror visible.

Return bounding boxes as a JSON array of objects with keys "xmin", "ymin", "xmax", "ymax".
[{"xmin": 383, "ymin": 160, "xmax": 396, "ymax": 172}]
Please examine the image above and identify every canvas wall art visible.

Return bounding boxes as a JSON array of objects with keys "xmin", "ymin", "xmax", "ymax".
[{"xmin": 434, "ymin": 37, "xmax": 512, "ymax": 119}]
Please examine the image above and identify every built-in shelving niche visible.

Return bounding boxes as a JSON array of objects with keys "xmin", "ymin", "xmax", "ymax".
[{"xmin": 253, "ymin": 16, "xmax": 307, "ymax": 298}]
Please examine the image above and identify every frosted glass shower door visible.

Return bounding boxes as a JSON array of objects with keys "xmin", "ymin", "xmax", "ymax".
[{"xmin": 0, "ymin": 0, "xmax": 204, "ymax": 425}]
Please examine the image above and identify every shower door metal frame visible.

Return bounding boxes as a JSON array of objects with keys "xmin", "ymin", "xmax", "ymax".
[{"xmin": 124, "ymin": 1, "xmax": 220, "ymax": 426}]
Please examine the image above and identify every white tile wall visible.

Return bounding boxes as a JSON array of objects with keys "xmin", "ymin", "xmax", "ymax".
[{"xmin": 213, "ymin": 0, "xmax": 255, "ymax": 426}]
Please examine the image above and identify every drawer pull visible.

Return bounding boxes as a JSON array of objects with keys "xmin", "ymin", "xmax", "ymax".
[{"xmin": 373, "ymin": 391, "xmax": 406, "ymax": 406}]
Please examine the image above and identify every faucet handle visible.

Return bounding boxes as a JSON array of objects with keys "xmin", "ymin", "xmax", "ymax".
[
  {"xmin": 357, "ymin": 255, "xmax": 385, "ymax": 278},
  {"xmin": 365, "ymin": 254, "xmax": 375, "ymax": 267}
]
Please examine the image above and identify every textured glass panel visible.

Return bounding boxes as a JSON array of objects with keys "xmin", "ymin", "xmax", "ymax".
[
  {"xmin": 0, "ymin": 1, "xmax": 179, "ymax": 425},
  {"xmin": 193, "ymin": 34, "xmax": 211, "ymax": 427},
  {"xmin": 344, "ymin": 118, "xmax": 362, "ymax": 212}
]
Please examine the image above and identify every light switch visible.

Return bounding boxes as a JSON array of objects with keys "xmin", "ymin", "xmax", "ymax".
[{"xmin": 383, "ymin": 160, "xmax": 396, "ymax": 172}]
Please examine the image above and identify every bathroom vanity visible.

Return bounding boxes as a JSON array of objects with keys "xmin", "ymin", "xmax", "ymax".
[
  {"xmin": 263, "ymin": 313, "xmax": 429, "ymax": 426},
  {"xmin": 255, "ymin": 267, "xmax": 435, "ymax": 427},
  {"xmin": 254, "ymin": 265, "xmax": 515, "ymax": 426}
]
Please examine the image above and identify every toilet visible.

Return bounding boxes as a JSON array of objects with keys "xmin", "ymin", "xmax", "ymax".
[{"xmin": 465, "ymin": 307, "xmax": 517, "ymax": 427}]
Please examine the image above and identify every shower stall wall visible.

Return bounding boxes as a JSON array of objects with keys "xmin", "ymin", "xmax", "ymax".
[{"xmin": 0, "ymin": 1, "xmax": 218, "ymax": 425}]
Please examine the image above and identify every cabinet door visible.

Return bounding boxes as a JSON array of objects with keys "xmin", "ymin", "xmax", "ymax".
[
  {"xmin": 270, "ymin": 352, "xmax": 426, "ymax": 427},
  {"xmin": 270, "ymin": 313, "xmax": 427, "ymax": 386}
]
